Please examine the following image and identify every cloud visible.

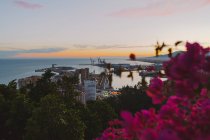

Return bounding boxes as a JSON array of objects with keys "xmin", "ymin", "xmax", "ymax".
[
  {"xmin": 109, "ymin": 0, "xmax": 210, "ymax": 17},
  {"xmin": 14, "ymin": 0, "xmax": 43, "ymax": 9},
  {"xmin": 72, "ymin": 44, "xmax": 153, "ymax": 50},
  {"xmin": 23, "ymin": 48, "xmax": 66, "ymax": 53},
  {"xmin": 0, "ymin": 48, "xmax": 66, "ymax": 58}
]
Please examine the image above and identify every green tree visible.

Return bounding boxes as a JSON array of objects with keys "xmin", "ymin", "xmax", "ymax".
[
  {"xmin": 80, "ymin": 107, "xmax": 102, "ymax": 140},
  {"xmin": 28, "ymin": 70, "xmax": 57, "ymax": 102},
  {"xmin": 25, "ymin": 94, "xmax": 85, "ymax": 140},
  {"xmin": 0, "ymin": 81, "xmax": 19, "ymax": 140},
  {"xmin": 57, "ymin": 76, "xmax": 79, "ymax": 99},
  {"xmin": 5, "ymin": 94, "xmax": 32, "ymax": 140},
  {"xmin": 105, "ymin": 85, "xmax": 158, "ymax": 115},
  {"xmin": 0, "ymin": 80, "xmax": 17, "ymax": 100},
  {"xmin": 87, "ymin": 100, "xmax": 117, "ymax": 130},
  {"xmin": 0, "ymin": 94, "xmax": 10, "ymax": 140}
]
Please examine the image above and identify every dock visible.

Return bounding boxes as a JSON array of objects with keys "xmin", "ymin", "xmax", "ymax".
[{"xmin": 35, "ymin": 64, "xmax": 75, "ymax": 73}]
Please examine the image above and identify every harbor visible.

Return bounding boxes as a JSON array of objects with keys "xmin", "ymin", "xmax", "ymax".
[
  {"xmin": 34, "ymin": 57, "xmax": 165, "ymax": 78},
  {"xmin": 15, "ymin": 57, "xmax": 166, "ymax": 104}
]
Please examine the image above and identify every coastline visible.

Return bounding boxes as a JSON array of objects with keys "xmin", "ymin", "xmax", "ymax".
[{"xmin": 136, "ymin": 58, "xmax": 169, "ymax": 64}]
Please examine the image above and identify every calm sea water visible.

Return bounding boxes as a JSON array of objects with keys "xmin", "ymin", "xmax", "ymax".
[{"xmin": 0, "ymin": 58, "xmax": 152, "ymax": 89}]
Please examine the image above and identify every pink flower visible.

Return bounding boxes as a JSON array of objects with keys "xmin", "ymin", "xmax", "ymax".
[
  {"xmin": 158, "ymin": 129, "xmax": 181, "ymax": 140},
  {"xmin": 140, "ymin": 128, "xmax": 158, "ymax": 140},
  {"xmin": 164, "ymin": 42, "xmax": 210, "ymax": 98},
  {"xmin": 200, "ymin": 88, "xmax": 208, "ymax": 97},
  {"xmin": 147, "ymin": 77, "xmax": 165, "ymax": 104},
  {"xmin": 98, "ymin": 42, "xmax": 210, "ymax": 140},
  {"xmin": 166, "ymin": 96, "xmax": 183, "ymax": 105}
]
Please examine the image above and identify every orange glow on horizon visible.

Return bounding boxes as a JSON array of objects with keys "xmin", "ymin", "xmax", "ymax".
[{"xmin": 15, "ymin": 49, "xmax": 154, "ymax": 58}]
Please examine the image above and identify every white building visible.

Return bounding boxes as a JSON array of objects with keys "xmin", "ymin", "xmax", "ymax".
[{"xmin": 84, "ymin": 80, "xmax": 96, "ymax": 101}]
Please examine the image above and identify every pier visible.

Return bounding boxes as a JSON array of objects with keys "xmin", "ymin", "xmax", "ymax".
[{"xmin": 35, "ymin": 64, "xmax": 75, "ymax": 73}]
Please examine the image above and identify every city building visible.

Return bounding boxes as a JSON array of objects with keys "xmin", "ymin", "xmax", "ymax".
[
  {"xmin": 76, "ymin": 68, "xmax": 89, "ymax": 85},
  {"xmin": 51, "ymin": 71, "xmax": 76, "ymax": 83},
  {"xmin": 84, "ymin": 80, "xmax": 96, "ymax": 101},
  {"xmin": 60, "ymin": 71, "xmax": 75, "ymax": 77},
  {"xmin": 18, "ymin": 76, "xmax": 41, "ymax": 88}
]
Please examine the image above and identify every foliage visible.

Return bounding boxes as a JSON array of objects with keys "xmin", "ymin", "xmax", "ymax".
[
  {"xmin": 25, "ymin": 94, "xmax": 85, "ymax": 140},
  {"xmin": 0, "ymin": 70, "xmax": 119, "ymax": 140},
  {"xmin": 72, "ymin": 100, "xmax": 118, "ymax": 140},
  {"xmin": 27, "ymin": 70, "xmax": 57, "ymax": 102},
  {"xmin": 98, "ymin": 42, "xmax": 210, "ymax": 140},
  {"xmin": 6, "ymin": 94, "xmax": 32, "ymax": 140},
  {"xmin": 105, "ymin": 85, "xmax": 158, "ymax": 115},
  {"xmin": 0, "ymin": 83, "xmax": 32, "ymax": 140},
  {"xmin": 0, "ymin": 72, "xmax": 86, "ymax": 140},
  {"xmin": 80, "ymin": 105, "xmax": 104, "ymax": 140},
  {"xmin": 87, "ymin": 100, "xmax": 117, "ymax": 129}
]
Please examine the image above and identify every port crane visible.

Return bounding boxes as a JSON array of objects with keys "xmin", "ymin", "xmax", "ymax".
[{"xmin": 90, "ymin": 58, "xmax": 95, "ymax": 65}]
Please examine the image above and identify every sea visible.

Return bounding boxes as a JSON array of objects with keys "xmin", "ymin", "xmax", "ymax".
[{"xmin": 0, "ymin": 58, "xmax": 153, "ymax": 89}]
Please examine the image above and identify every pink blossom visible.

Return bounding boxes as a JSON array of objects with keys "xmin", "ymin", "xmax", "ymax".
[
  {"xmin": 200, "ymin": 88, "xmax": 208, "ymax": 97},
  {"xmin": 158, "ymin": 129, "xmax": 181, "ymax": 140},
  {"xmin": 98, "ymin": 42, "xmax": 210, "ymax": 140},
  {"xmin": 147, "ymin": 77, "xmax": 165, "ymax": 104}
]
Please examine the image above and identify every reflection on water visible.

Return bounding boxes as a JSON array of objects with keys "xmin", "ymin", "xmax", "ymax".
[{"xmin": 112, "ymin": 71, "xmax": 151, "ymax": 89}]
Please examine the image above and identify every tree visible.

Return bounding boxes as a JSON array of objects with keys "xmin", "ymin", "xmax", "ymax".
[
  {"xmin": 0, "ymin": 80, "xmax": 17, "ymax": 100},
  {"xmin": 79, "ymin": 107, "xmax": 103, "ymax": 140},
  {"xmin": 28, "ymin": 70, "xmax": 57, "ymax": 102},
  {"xmin": 0, "ymin": 82, "xmax": 19, "ymax": 140},
  {"xmin": 57, "ymin": 76, "xmax": 79, "ymax": 99},
  {"xmin": 105, "ymin": 86, "xmax": 158, "ymax": 115},
  {"xmin": 0, "ymin": 94, "xmax": 9, "ymax": 140},
  {"xmin": 25, "ymin": 94, "xmax": 85, "ymax": 140},
  {"xmin": 5, "ymin": 94, "xmax": 32, "ymax": 140},
  {"xmin": 87, "ymin": 100, "xmax": 117, "ymax": 130}
]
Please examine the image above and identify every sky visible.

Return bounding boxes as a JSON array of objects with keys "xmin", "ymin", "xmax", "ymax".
[{"xmin": 0, "ymin": 0, "xmax": 210, "ymax": 58}]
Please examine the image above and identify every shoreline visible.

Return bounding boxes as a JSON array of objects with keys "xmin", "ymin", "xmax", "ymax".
[{"xmin": 136, "ymin": 58, "xmax": 169, "ymax": 64}]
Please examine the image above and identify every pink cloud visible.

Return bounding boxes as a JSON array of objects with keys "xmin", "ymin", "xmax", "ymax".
[
  {"xmin": 109, "ymin": 0, "xmax": 210, "ymax": 17},
  {"xmin": 14, "ymin": 0, "xmax": 43, "ymax": 9}
]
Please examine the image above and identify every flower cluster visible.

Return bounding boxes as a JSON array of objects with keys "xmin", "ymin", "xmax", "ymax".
[
  {"xmin": 164, "ymin": 42, "xmax": 210, "ymax": 98},
  {"xmin": 97, "ymin": 42, "xmax": 210, "ymax": 140},
  {"xmin": 147, "ymin": 77, "xmax": 165, "ymax": 104}
]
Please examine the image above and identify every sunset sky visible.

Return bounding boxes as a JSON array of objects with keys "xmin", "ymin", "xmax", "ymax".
[{"xmin": 0, "ymin": 0, "xmax": 210, "ymax": 58}]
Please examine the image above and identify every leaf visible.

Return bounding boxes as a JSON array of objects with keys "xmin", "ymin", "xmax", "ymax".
[
  {"xmin": 160, "ymin": 42, "xmax": 167, "ymax": 51},
  {"xmin": 156, "ymin": 41, "xmax": 160, "ymax": 47},
  {"xmin": 155, "ymin": 48, "xmax": 159, "ymax": 57},
  {"xmin": 168, "ymin": 48, "xmax": 172, "ymax": 58},
  {"xmin": 175, "ymin": 41, "xmax": 182, "ymax": 46},
  {"xmin": 127, "ymin": 71, "xmax": 133, "ymax": 81}
]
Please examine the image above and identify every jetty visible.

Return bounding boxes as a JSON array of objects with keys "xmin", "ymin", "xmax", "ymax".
[{"xmin": 35, "ymin": 64, "xmax": 75, "ymax": 73}]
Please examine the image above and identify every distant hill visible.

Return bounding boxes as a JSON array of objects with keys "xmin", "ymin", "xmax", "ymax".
[
  {"xmin": 154, "ymin": 51, "xmax": 184, "ymax": 58},
  {"xmin": 137, "ymin": 51, "xmax": 210, "ymax": 63},
  {"xmin": 136, "ymin": 51, "xmax": 184, "ymax": 63}
]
